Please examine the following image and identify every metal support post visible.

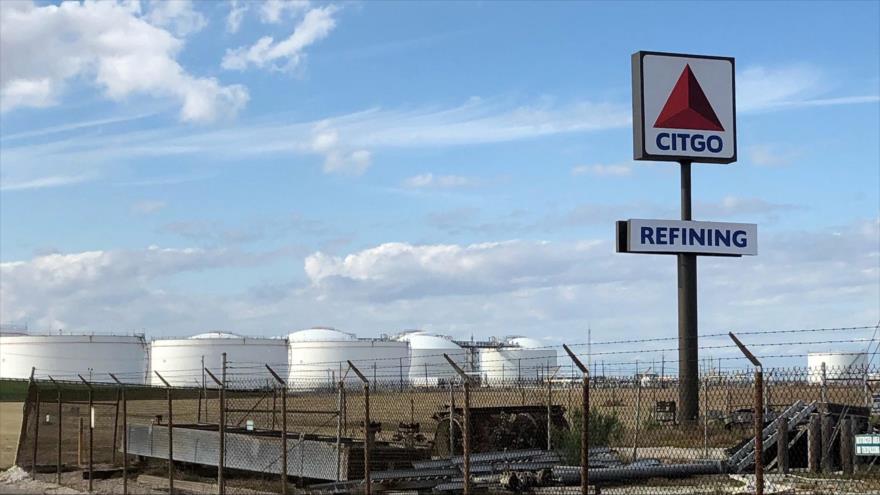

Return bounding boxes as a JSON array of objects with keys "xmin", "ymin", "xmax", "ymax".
[
  {"xmin": 678, "ymin": 160, "xmax": 699, "ymax": 424},
  {"xmin": 634, "ymin": 373, "xmax": 642, "ymax": 461},
  {"xmin": 112, "ymin": 389, "xmax": 120, "ymax": 466},
  {"xmin": 78, "ymin": 375, "xmax": 94, "ymax": 492},
  {"xmin": 728, "ymin": 333, "xmax": 763, "ymax": 495},
  {"xmin": 154, "ymin": 371, "xmax": 174, "ymax": 494},
  {"xmin": 754, "ymin": 367, "xmax": 764, "ymax": 495},
  {"xmin": 221, "ymin": 353, "xmax": 227, "ymax": 495},
  {"xmin": 563, "ymin": 344, "xmax": 589, "ymax": 495},
  {"xmin": 49, "ymin": 377, "xmax": 61, "ymax": 485},
  {"xmin": 820, "ymin": 362, "xmax": 827, "ymax": 404},
  {"xmin": 808, "ymin": 413, "xmax": 820, "ymax": 473},
  {"xmin": 205, "ymin": 355, "xmax": 226, "ymax": 494},
  {"xmin": 109, "ymin": 374, "xmax": 128, "ymax": 495},
  {"xmin": 703, "ymin": 377, "xmax": 709, "ymax": 459},
  {"xmin": 32, "ymin": 388, "xmax": 40, "ymax": 476},
  {"xmin": 347, "ymin": 361, "xmax": 371, "ymax": 495},
  {"xmin": 337, "ymin": 381, "xmax": 343, "ymax": 482},
  {"xmin": 266, "ymin": 365, "xmax": 288, "ymax": 495},
  {"xmin": 444, "ymin": 354, "xmax": 472, "ymax": 495},
  {"xmin": 777, "ymin": 416, "xmax": 789, "ymax": 474}
]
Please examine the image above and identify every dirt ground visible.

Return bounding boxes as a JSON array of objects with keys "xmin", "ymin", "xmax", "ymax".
[
  {"xmin": 0, "ymin": 403, "xmax": 23, "ymax": 469},
  {"xmin": 0, "ymin": 467, "xmax": 167, "ymax": 495}
]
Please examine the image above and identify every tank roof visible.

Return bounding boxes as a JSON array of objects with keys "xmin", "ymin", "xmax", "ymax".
[
  {"xmin": 189, "ymin": 332, "xmax": 242, "ymax": 339},
  {"xmin": 288, "ymin": 327, "xmax": 357, "ymax": 342}
]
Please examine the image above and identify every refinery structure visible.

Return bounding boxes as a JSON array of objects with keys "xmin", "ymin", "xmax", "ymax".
[
  {"xmin": 1, "ymin": 327, "xmax": 871, "ymax": 389},
  {"xmin": 0, "ymin": 326, "xmax": 569, "ymax": 388}
]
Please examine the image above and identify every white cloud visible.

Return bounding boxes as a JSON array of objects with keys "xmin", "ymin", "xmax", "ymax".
[
  {"xmin": 0, "ymin": 98, "xmax": 635, "ymax": 184},
  {"xmin": 145, "ymin": 0, "xmax": 207, "ymax": 37},
  {"xmin": 747, "ymin": 144, "xmax": 800, "ymax": 167},
  {"xmin": 222, "ymin": 5, "xmax": 337, "ymax": 72},
  {"xmin": 571, "ymin": 163, "xmax": 632, "ymax": 177},
  {"xmin": 310, "ymin": 124, "xmax": 372, "ymax": 175},
  {"xmin": 260, "ymin": 0, "xmax": 310, "ymax": 24},
  {"xmin": 0, "ymin": 246, "xmax": 241, "ymax": 331},
  {"xmin": 0, "ymin": 174, "xmax": 91, "ymax": 191},
  {"xmin": 225, "ymin": 0, "xmax": 248, "ymax": 33},
  {"xmin": 0, "ymin": 0, "xmax": 248, "ymax": 122},
  {"xmin": 1, "ymin": 221, "xmax": 876, "ymax": 358},
  {"xmin": 403, "ymin": 173, "xmax": 477, "ymax": 189},
  {"xmin": 131, "ymin": 200, "xmax": 167, "ymax": 214},
  {"xmin": 738, "ymin": 64, "xmax": 879, "ymax": 112}
]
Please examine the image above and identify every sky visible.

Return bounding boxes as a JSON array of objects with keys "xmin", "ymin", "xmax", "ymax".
[{"xmin": 1, "ymin": 0, "xmax": 878, "ymax": 371}]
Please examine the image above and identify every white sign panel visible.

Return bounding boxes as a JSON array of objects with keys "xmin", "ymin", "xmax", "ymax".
[
  {"xmin": 856, "ymin": 434, "xmax": 880, "ymax": 456},
  {"xmin": 632, "ymin": 51, "xmax": 736, "ymax": 164},
  {"xmin": 626, "ymin": 219, "xmax": 757, "ymax": 256}
]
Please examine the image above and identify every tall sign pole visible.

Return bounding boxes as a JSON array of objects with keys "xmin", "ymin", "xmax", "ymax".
[
  {"xmin": 625, "ymin": 51, "xmax": 751, "ymax": 423},
  {"xmin": 678, "ymin": 160, "xmax": 699, "ymax": 423}
]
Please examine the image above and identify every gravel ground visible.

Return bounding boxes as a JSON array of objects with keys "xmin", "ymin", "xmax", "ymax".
[{"xmin": 0, "ymin": 466, "xmax": 167, "ymax": 495}]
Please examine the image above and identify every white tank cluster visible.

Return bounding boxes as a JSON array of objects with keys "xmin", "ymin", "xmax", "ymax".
[
  {"xmin": 395, "ymin": 330, "xmax": 467, "ymax": 387},
  {"xmin": 287, "ymin": 328, "xmax": 410, "ymax": 389},
  {"xmin": 479, "ymin": 336, "xmax": 557, "ymax": 385},
  {"xmin": 149, "ymin": 332, "xmax": 287, "ymax": 389},
  {"xmin": 0, "ymin": 326, "xmax": 561, "ymax": 389},
  {"xmin": 0, "ymin": 333, "xmax": 148, "ymax": 384},
  {"xmin": 807, "ymin": 352, "xmax": 868, "ymax": 384}
]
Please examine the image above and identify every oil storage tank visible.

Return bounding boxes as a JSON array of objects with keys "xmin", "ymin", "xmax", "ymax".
[
  {"xmin": 807, "ymin": 352, "xmax": 868, "ymax": 384},
  {"xmin": 396, "ymin": 331, "xmax": 467, "ymax": 386},
  {"xmin": 150, "ymin": 332, "xmax": 287, "ymax": 389},
  {"xmin": 287, "ymin": 328, "xmax": 410, "ymax": 389},
  {"xmin": 0, "ymin": 333, "xmax": 148, "ymax": 384},
  {"xmin": 479, "ymin": 336, "xmax": 557, "ymax": 385}
]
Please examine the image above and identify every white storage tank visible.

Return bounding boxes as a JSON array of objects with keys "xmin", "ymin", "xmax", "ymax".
[
  {"xmin": 807, "ymin": 352, "xmax": 868, "ymax": 384},
  {"xmin": 287, "ymin": 328, "xmax": 410, "ymax": 389},
  {"xmin": 396, "ymin": 331, "xmax": 467, "ymax": 386},
  {"xmin": 150, "ymin": 332, "xmax": 288, "ymax": 389},
  {"xmin": 479, "ymin": 336, "xmax": 557, "ymax": 385},
  {"xmin": 0, "ymin": 333, "xmax": 148, "ymax": 384}
]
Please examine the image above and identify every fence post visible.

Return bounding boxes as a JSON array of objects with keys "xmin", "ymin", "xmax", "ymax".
[
  {"xmin": 221, "ymin": 353, "xmax": 226, "ymax": 495},
  {"xmin": 777, "ymin": 416, "xmax": 789, "ymax": 474},
  {"xmin": 563, "ymin": 344, "xmax": 589, "ymax": 495},
  {"xmin": 48, "ymin": 377, "xmax": 62, "ymax": 485},
  {"xmin": 266, "ymin": 365, "xmax": 288, "ymax": 495},
  {"xmin": 444, "ymin": 354, "xmax": 472, "ymax": 495},
  {"xmin": 77, "ymin": 375, "xmax": 94, "ymax": 493},
  {"xmin": 78, "ymin": 418, "xmax": 83, "ymax": 468},
  {"xmin": 821, "ymin": 413, "xmax": 833, "ymax": 473},
  {"xmin": 728, "ymin": 333, "xmax": 763, "ymax": 495},
  {"xmin": 154, "ymin": 371, "xmax": 174, "ymax": 494},
  {"xmin": 15, "ymin": 368, "xmax": 36, "ymax": 470},
  {"xmin": 347, "ymin": 361, "xmax": 371, "ymax": 495},
  {"xmin": 337, "ymin": 380, "xmax": 344, "ymax": 482},
  {"xmin": 840, "ymin": 417, "xmax": 854, "ymax": 475},
  {"xmin": 808, "ymin": 413, "xmax": 821, "ymax": 473},
  {"xmin": 634, "ymin": 372, "xmax": 642, "ymax": 462},
  {"xmin": 820, "ymin": 362, "xmax": 827, "ymax": 404},
  {"xmin": 32, "ymin": 387, "xmax": 40, "ymax": 476},
  {"xmin": 112, "ymin": 388, "xmax": 120, "ymax": 466},
  {"xmin": 448, "ymin": 385, "xmax": 455, "ymax": 458},
  {"xmin": 109, "ymin": 374, "xmax": 128, "ymax": 495},
  {"xmin": 205, "ymin": 358, "xmax": 226, "ymax": 494},
  {"xmin": 702, "ymin": 376, "xmax": 709, "ymax": 459}
]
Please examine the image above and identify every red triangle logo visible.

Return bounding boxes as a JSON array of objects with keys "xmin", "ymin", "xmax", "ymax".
[{"xmin": 653, "ymin": 65, "xmax": 724, "ymax": 131}]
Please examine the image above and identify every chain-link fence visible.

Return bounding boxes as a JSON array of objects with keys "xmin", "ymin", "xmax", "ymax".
[{"xmin": 12, "ymin": 357, "xmax": 880, "ymax": 494}]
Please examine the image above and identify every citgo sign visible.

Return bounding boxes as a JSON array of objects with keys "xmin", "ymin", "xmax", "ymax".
[{"xmin": 632, "ymin": 51, "xmax": 736, "ymax": 164}]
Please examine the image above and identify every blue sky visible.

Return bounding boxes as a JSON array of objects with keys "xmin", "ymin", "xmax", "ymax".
[{"xmin": 1, "ymin": 1, "xmax": 878, "ymax": 369}]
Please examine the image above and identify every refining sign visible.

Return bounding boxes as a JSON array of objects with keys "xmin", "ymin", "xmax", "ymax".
[
  {"xmin": 617, "ymin": 219, "xmax": 757, "ymax": 256},
  {"xmin": 632, "ymin": 51, "xmax": 736, "ymax": 164}
]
